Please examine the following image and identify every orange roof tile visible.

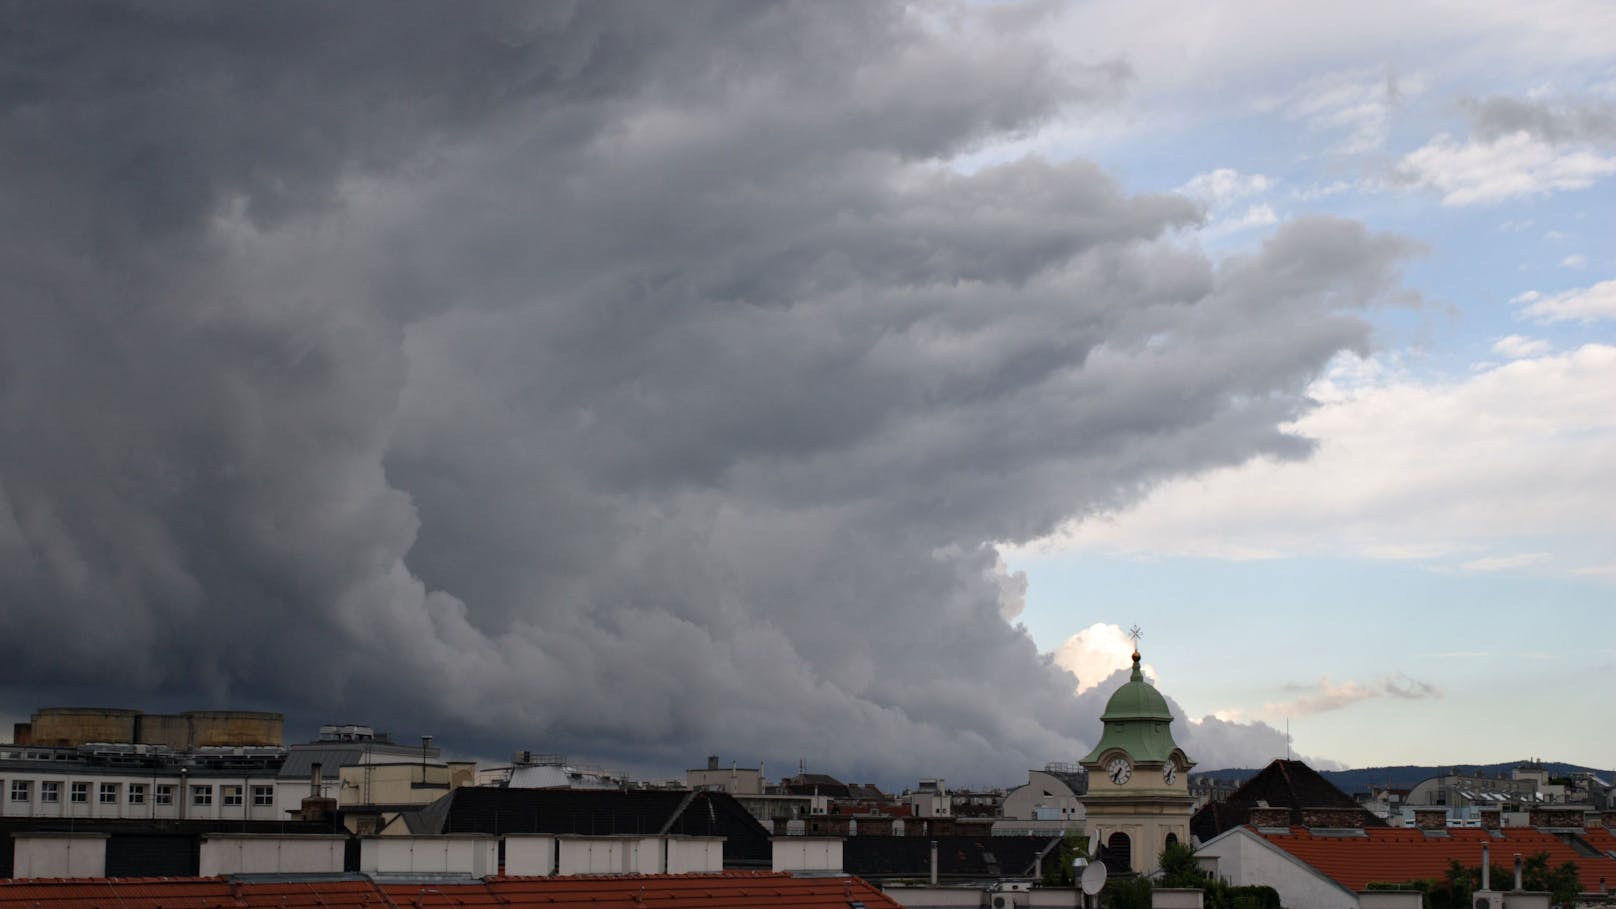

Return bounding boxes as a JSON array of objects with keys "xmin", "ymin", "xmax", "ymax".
[
  {"xmin": 1256, "ymin": 826, "xmax": 1616, "ymax": 893},
  {"xmin": 0, "ymin": 872, "xmax": 900, "ymax": 909}
]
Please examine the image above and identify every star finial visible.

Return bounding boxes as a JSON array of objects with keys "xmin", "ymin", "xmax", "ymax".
[{"xmin": 1128, "ymin": 624, "xmax": 1143, "ymax": 662}]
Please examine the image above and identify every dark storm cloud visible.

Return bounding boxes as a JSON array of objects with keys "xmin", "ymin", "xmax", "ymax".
[{"xmin": 0, "ymin": 1, "xmax": 1416, "ymax": 782}]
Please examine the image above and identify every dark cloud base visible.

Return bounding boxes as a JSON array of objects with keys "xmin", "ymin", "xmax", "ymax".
[{"xmin": 0, "ymin": 1, "xmax": 1413, "ymax": 783}]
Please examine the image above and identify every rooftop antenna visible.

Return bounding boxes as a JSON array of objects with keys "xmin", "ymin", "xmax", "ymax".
[{"xmin": 1286, "ymin": 719, "xmax": 1292, "ymax": 761}]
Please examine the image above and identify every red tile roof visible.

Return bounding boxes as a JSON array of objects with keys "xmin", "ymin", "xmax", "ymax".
[
  {"xmin": 0, "ymin": 873, "xmax": 900, "ymax": 909},
  {"xmin": 1256, "ymin": 826, "xmax": 1616, "ymax": 893}
]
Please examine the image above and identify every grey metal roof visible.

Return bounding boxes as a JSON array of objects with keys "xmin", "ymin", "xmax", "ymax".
[
  {"xmin": 277, "ymin": 747, "xmax": 369, "ymax": 779},
  {"xmin": 401, "ymin": 792, "xmax": 454, "ymax": 835}
]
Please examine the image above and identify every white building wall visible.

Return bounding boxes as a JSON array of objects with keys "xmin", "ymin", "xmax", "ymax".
[
  {"xmin": 198, "ymin": 835, "xmax": 347, "ymax": 876},
  {"xmin": 2, "ymin": 768, "xmax": 282, "ymax": 821},
  {"xmin": 665, "ymin": 837, "xmax": 725, "ymax": 874},
  {"xmin": 1359, "ymin": 892, "xmax": 1423, "ymax": 909},
  {"xmin": 772, "ymin": 837, "xmax": 843, "ymax": 873},
  {"xmin": 1196, "ymin": 829, "xmax": 1357, "ymax": 909},
  {"xmin": 1002, "ymin": 770, "xmax": 1086, "ymax": 823},
  {"xmin": 554, "ymin": 836, "xmax": 666, "ymax": 875},
  {"xmin": 12, "ymin": 834, "xmax": 108, "ymax": 879},
  {"xmin": 1153, "ymin": 889, "xmax": 1206, "ymax": 909},
  {"xmin": 504, "ymin": 834, "xmax": 557, "ymax": 876},
  {"xmin": 881, "ymin": 887, "xmax": 986, "ymax": 908},
  {"xmin": 360, "ymin": 836, "xmax": 496, "ymax": 876}
]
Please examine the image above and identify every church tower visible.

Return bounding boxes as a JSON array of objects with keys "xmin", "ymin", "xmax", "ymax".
[{"xmin": 1078, "ymin": 643, "xmax": 1195, "ymax": 875}]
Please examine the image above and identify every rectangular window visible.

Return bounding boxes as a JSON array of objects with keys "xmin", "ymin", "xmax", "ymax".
[
  {"xmin": 128, "ymin": 783, "xmax": 146, "ymax": 805},
  {"xmin": 41, "ymin": 781, "xmax": 60, "ymax": 803},
  {"xmin": 252, "ymin": 785, "xmax": 274, "ymax": 807},
  {"xmin": 70, "ymin": 782, "xmax": 89, "ymax": 803},
  {"xmin": 154, "ymin": 784, "xmax": 174, "ymax": 805},
  {"xmin": 99, "ymin": 782, "xmax": 120, "ymax": 804},
  {"xmin": 10, "ymin": 780, "xmax": 31, "ymax": 802},
  {"xmin": 191, "ymin": 785, "xmax": 212, "ymax": 806},
  {"xmin": 222, "ymin": 785, "xmax": 243, "ymax": 807}
]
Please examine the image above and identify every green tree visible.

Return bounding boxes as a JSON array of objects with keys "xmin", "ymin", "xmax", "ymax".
[
  {"xmin": 1159, "ymin": 841, "xmax": 1205, "ymax": 888},
  {"xmin": 1043, "ymin": 832, "xmax": 1092, "ymax": 887},
  {"xmin": 1107, "ymin": 875, "xmax": 1154, "ymax": 909},
  {"xmin": 1518, "ymin": 852, "xmax": 1580, "ymax": 908}
]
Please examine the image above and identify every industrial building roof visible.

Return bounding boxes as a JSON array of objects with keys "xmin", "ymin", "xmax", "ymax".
[
  {"xmin": 0, "ymin": 872, "xmax": 900, "ymax": 909},
  {"xmin": 1255, "ymin": 825, "xmax": 1616, "ymax": 892}
]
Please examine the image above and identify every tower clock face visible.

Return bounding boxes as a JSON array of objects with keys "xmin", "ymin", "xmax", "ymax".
[
  {"xmin": 1106, "ymin": 757, "xmax": 1132, "ymax": 785},
  {"xmin": 1162, "ymin": 763, "xmax": 1177, "ymax": 785}
]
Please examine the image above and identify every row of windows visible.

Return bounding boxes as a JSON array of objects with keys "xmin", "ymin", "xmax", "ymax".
[{"xmin": 6, "ymin": 780, "xmax": 273, "ymax": 807}]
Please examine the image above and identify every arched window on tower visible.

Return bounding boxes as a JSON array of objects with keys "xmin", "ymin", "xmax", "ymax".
[
  {"xmin": 1165, "ymin": 832, "xmax": 1179, "ymax": 849},
  {"xmin": 1104, "ymin": 832, "xmax": 1132, "ymax": 873}
]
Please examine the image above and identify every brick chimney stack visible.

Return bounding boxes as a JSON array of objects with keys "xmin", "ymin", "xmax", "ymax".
[
  {"xmin": 1413, "ymin": 808, "xmax": 1447, "ymax": 830},
  {"xmin": 1250, "ymin": 807, "xmax": 1291, "ymax": 829}
]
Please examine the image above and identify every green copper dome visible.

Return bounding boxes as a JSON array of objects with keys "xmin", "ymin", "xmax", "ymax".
[
  {"xmin": 1101, "ymin": 655, "xmax": 1173, "ymax": 722},
  {"xmin": 1080, "ymin": 651, "xmax": 1189, "ymax": 766}
]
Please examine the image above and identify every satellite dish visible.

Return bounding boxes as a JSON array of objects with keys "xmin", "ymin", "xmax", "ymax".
[{"xmin": 1081, "ymin": 860, "xmax": 1108, "ymax": 895}]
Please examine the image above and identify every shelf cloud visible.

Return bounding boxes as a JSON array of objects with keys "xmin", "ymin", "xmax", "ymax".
[{"xmin": 0, "ymin": 2, "xmax": 1419, "ymax": 781}]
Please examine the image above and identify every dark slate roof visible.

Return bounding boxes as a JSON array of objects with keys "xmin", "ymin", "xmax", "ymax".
[
  {"xmin": 783, "ymin": 773, "xmax": 852, "ymax": 799},
  {"xmin": 401, "ymin": 788, "xmax": 772, "ymax": 867},
  {"xmin": 1191, "ymin": 759, "xmax": 1386, "ymax": 842},
  {"xmin": 843, "ymin": 834, "xmax": 1060, "ymax": 881}
]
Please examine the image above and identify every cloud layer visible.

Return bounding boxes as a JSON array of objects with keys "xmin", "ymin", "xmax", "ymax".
[
  {"xmin": 1028, "ymin": 345, "xmax": 1616, "ymax": 573},
  {"xmin": 0, "ymin": 2, "xmax": 1417, "ymax": 781}
]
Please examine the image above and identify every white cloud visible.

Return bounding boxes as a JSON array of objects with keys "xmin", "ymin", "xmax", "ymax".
[
  {"xmin": 1052, "ymin": 622, "xmax": 1156, "ymax": 694},
  {"xmin": 1202, "ymin": 203, "xmax": 1280, "ymax": 237},
  {"xmin": 1291, "ymin": 181, "xmax": 1353, "ymax": 202},
  {"xmin": 1395, "ymin": 131, "xmax": 1616, "ymax": 205},
  {"xmin": 1492, "ymin": 334, "xmax": 1551, "ymax": 358},
  {"xmin": 1458, "ymin": 552, "xmax": 1551, "ymax": 572},
  {"xmin": 1265, "ymin": 673, "xmax": 1441, "ymax": 718},
  {"xmin": 1022, "ymin": 345, "xmax": 1616, "ymax": 570},
  {"xmin": 1561, "ymin": 253, "xmax": 1588, "ymax": 269},
  {"xmin": 1277, "ymin": 67, "xmax": 1419, "ymax": 154},
  {"xmin": 1175, "ymin": 170, "xmax": 1281, "ymax": 236},
  {"xmin": 1178, "ymin": 168, "xmax": 1273, "ymax": 205},
  {"xmin": 1046, "ymin": 0, "xmax": 1616, "ymax": 108},
  {"xmin": 1513, "ymin": 279, "xmax": 1616, "ymax": 322}
]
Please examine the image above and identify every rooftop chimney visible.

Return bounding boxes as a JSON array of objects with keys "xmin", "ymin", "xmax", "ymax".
[
  {"xmin": 1413, "ymin": 808, "xmax": 1447, "ymax": 831},
  {"xmin": 299, "ymin": 762, "xmax": 336, "ymax": 823},
  {"xmin": 1250, "ymin": 807, "xmax": 1291, "ymax": 829}
]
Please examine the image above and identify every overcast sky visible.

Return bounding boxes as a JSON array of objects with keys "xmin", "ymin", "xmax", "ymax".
[{"xmin": 0, "ymin": 1, "xmax": 1610, "ymax": 787}]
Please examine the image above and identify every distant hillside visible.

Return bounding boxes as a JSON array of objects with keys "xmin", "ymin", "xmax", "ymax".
[{"xmin": 1196, "ymin": 761, "xmax": 1606, "ymax": 794}]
